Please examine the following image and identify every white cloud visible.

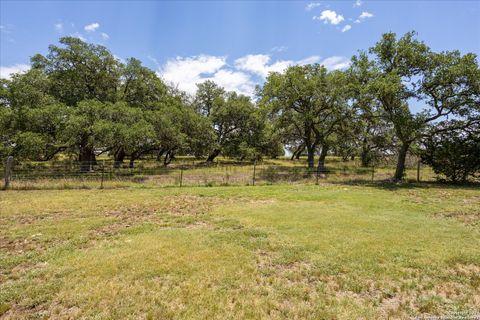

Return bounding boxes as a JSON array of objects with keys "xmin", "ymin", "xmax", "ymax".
[
  {"xmin": 353, "ymin": 0, "xmax": 362, "ymax": 7},
  {"xmin": 296, "ymin": 56, "xmax": 322, "ymax": 65},
  {"xmin": 0, "ymin": 64, "xmax": 30, "ymax": 79},
  {"xmin": 306, "ymin": 2, "xmax": 321, "ymax": 11},
  {"xmin": 54, "ymin": 23, "xmax": 63, "ymax": 32},
  {"xmin": 157, "ymin": 54, "xmax": 348, "ymax": 97},
  {"xmin": 313, "ymin": 10, "xmax": 344, "ymax": 25},
  {"xmin": 359, "ymin": 11, "xmax": 374, "ymax": 19},
  {"xmin": 319, "ymin": 56, "xmax": 351, "ymax": 70},
  {"xmin": 159, "ymin": 54, "xmax": 257, "ymax": 96},
  {"xmin": 354, "ymin": 11, "xmax": 374, "ymax": 24},
  {"xmin": 234, "ymin": 54, "xmax": 272, "ymax": 77},
  {"xmin": 84, "ymin": 22, "xmax": 100, "ymax": 32},
  {"xmin": 234, "ymin": 54, "xmax": 321, "ymax": 78},
  {"xmin": 263, "ymin": 60, "xmax": 292, "ymax": 74},
  {"xmin": 101, "ymin": 32, "xmax": 109, "ymax": 40},
  {"xmin": 209, "ymin": 70, "xmax": 254, "ymax": 96},
  {"xmin": 159, "ymin": 55, "xmax": 227, "ymax": 95},
  {"xmin": 270, "ymin": 46, "xmax": 288, "ymax": 53},
  {"xmin": 341, "ymin": 24, "xmax": 352, "ymax": 32}
]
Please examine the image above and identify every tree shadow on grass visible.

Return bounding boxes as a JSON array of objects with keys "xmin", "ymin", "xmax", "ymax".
[{"xmin": 327, "ymin": 178, "xmax": 480, "ymax": 191}]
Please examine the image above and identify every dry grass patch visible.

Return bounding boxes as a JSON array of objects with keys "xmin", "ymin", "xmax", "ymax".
[{"xmin": 1, "ymin": 185, "xmax": 479, "ymax": 319}]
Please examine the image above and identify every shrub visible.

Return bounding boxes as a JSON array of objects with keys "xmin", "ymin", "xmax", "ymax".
[{"xmin": 421, "ymin": 129, "xmax": 480, "ymax": 183}]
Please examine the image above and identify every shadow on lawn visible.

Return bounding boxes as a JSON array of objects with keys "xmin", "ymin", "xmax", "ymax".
[{"xmin": 329, "ymin": 179, "xmax": 480, "ymax": 191}]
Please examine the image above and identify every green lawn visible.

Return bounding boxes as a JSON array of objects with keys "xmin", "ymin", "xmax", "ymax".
[{"xmin": 0, "ymin": 184, "xmax": 479, "ymax": 319}]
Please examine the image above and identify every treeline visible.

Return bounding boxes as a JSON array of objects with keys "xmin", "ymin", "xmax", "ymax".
[{"xmin": 1, "ymin": 32, "xmax": 479, "ymax": 182}]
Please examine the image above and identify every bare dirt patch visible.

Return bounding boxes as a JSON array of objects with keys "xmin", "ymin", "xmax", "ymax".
[
  {"xmin": 435, "ymin": 210, "xmax": 480, "ymax": 226},
  {"xmin": 92, "ymin": 196, "xmax": 276, "ymax": 238},
  {"xmin": 0, "ymin": 235, "xmax": 46, "ymax": 254}
]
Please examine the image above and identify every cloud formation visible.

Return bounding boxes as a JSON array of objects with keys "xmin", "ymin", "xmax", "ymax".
[
  {"xmin": 158, "ymin": 54, "xmax": 349, "ymax": 97},
  {"xmin": 353, "ymin": 0, "xmax": 362, "ymax": 7},
  {"xmin": 314, "ymin": 10, "xmax": 344, "ymax": 25},
  {"xmin": 234, "ymin": 54, "xmax": 271, "ymax": 77},
  {"xmin": 159, "ymin": 55, "xmax": 228, "ymax": 94},
  {"xmin": 341, "ymin": 24, "xmax": 352, "ymax": 32},
  {"xmin": 0, "ymin": 64, "xmax": 30, "ymax": 79},
  {"xmin": 320, "ymin": 56, "xmax": 351, "ymax": 70},
  {"xmin": 54, "ymin": 23, "xmax": 63, "ymax": 32},
  {"xmin": 270, "ymin": 46, "xmax": 288, "ymax": 53},
  {"xmin": 359, "ymin": 11, "xmax": 374, "ymax": 19},
  {"xmin": 306, "ymin": 2, "xmax": 321, "ymax": 11},
  {"xmin": 84, "ymin": 22, "xmax": 100, "ymax": 32}
]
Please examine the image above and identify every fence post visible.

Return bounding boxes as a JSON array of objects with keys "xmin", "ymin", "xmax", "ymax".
[
  {"xmin": 3, "ymin": 156, "xmax": 13, "ymax": 190},
  {"xmin": 315, "ymin": 168, "xmax": 319, "ymax": 185},
  {"xmin": 100, "ymin": 161, "xmax": 105, "ymax": 189},
  {"xmin": 179, "ymin": 165, "xmax": 183, "ymax": 187},
  {"xmin": 225, "ymin": 166, "xmax": 229, "ymax": 185},
  {"xmin": 371, "ymin": 165, "xmax": 375, "ymax": 182},
  {"xmin": 252, "ymin": 160, "xmax": 257, "ymax": 186},
  {"xmin": 416, "ymin": 160, "xmax": 421, "ymax": 182}
]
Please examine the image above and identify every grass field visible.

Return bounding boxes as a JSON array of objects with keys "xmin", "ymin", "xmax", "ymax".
[{"xmin": 1, "ymin": 183, "xmax": 479, "ymax": 319}]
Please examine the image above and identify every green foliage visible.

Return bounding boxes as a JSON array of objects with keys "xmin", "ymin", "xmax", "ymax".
[
  {"xmin": 421, "ymin": 125, "xmax": 480, "ymax": 182},
  {"xmin": 194, "ymin": 82, "xmax": 267, "ymax": 161},
  {"xmin": 347, "ymin": 53, "xmax": 394, "ymax": 166},
  {"xmin": 352, "ymin": 31, "xmax": 480, "ymax": 180},
  {"xmin": 1, "ymin": 33, "xmax": 478, "ymax": 175},
  {"xmin": 194, "ymin": 80, "xmax": 225, "ymax": 117},
  {"xmin": 32, "ymin": 37, "xmax": 120, "ymax": 105},
  {"xmin": 0, "ymin": 37, "xmax": 220, "ymax": 164},
  {"xmin": 120, "ymin": 58, "xmax": 167, "ymax": 109},
  {"xmin": 211, "ymin": 92, "xmax": 263, "ymax": 158},
  {"xmin": 260, "ymin": 64, "xmax": 351, "ymax": 168}
]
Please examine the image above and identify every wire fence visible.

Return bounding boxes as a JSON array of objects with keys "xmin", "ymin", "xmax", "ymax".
[{"xmin": 1, "ymin": 157, "xmax": 437, "ymax": 190}]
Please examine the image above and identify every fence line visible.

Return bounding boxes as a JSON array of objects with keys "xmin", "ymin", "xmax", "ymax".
[{"xmin": 2, "ymin": 158, "xmax": 432, "ymax": 190}]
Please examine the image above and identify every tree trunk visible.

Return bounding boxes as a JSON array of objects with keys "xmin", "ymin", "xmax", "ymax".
[
  {"xmin": 317, "ymin": 145, "xmax": 328, "ymax": 173},
  {"xmin": 129, "ymin": 156, "xmax": 135, "ymax": 169},
  {"xmin": 156, "ymin": 148, "xmax": 166, "ymax": 161},
  {"xmin": 164, "ymin": 149, "xmax": 174, "ymax": 166},
  {"xmin": 306, "ymin": 145, "xmax": 315, "ymax": 169},
  {"xmin": 393, "ymin": 142, "xmax": 410, "ymax": 181},
  {"xmin": 206, "ymin": 149, "xmax": 221, "ymax": 162},
  {"xmin": 360, "ymin": 138, "xmax": 371, "ymax": 167},
  {"xmin": 295, "ymin": 151, "xmax": 302, "ymax": 160},
  {"xmin": 114, "ymin": 149, "xmax": 125, "ymax": 168},
  {"xmin": 79, "ymin": 146, "xmax": 94, "ymax": 172},
  {"xmin": 361, "ymin": 150, "xmax": 370, "ymax": 167},
  {"xmin": 290, "ymin": 144, "xmax": 304, "ymax": 161}
]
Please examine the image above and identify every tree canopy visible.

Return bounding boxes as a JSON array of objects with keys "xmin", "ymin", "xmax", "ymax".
[{"xmin": 1, "ymin": 32, "xmax": 479, "ymax": 181}]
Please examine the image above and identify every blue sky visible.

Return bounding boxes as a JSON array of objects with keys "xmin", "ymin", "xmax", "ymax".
[{"xmin": 1, "ymin": 0, "xmax": 479, "ymax": 95}]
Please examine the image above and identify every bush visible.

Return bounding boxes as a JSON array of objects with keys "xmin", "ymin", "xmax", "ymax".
[{"xmin": 421, "ymin": 129, "xmax": 480, "ymax": 183}]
